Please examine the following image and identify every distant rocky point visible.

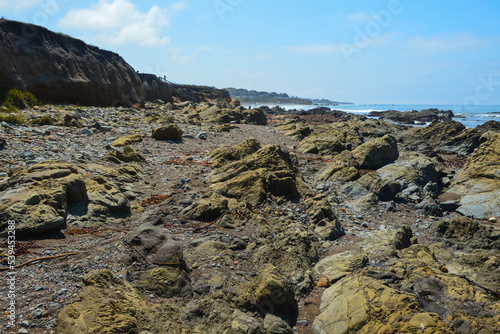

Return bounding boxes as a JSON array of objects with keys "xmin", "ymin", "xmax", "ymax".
[{"xmin": 225, "ymin": 87, "xmax": 351, "ymax": 106}]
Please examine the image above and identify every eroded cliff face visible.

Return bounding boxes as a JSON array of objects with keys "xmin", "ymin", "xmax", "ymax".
[{"xmin": 0, "ymin": 19, "xmax": 144, "ymax": 107}]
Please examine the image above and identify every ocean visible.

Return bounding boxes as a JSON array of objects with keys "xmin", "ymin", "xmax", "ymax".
[{"xmin": 275, "ymin": 104, "xmax": 500, "ymax": 128}]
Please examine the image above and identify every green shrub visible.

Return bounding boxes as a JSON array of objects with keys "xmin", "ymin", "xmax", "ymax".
[
  {"xmin": 0, "ymin": 114, "xmax": 25, "ymax": 124},
  {"xmin": 0, "ymin": 89, "xmax": 38, "ymax": 111},
  {"xmin": 32, "ymin": 116, "xmax": 55, "ymax": 126}
]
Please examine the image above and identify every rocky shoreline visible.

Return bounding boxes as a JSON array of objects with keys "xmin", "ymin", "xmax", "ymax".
[{"xmin": 0, "ymin": 99, "xmax": 499, "ymax": 334}]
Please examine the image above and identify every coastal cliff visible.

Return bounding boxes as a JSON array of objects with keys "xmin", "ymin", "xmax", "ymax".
[{"xmin": 0, "ymin": 19, "xmax": 144, "ymax": 107}]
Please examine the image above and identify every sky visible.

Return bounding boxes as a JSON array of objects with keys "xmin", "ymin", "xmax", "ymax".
[{"xmin": 2, "ymin": 0, "xmax": 500, "ymax": 105}]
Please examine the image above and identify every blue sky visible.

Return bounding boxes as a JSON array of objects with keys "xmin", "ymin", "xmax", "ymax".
[{"xmin": 2, "ymin": 0, "xmax": 500, "ymax": 104}]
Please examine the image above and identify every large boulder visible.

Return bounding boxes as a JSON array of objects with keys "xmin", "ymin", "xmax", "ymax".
[
  {"xmin": 0, "ymin": 20, "xmax": 143, "ymax": 107},
  {"xmin": 351, "ymin": 134, "xmax": 399, "ymax": 170},
  {"xmin": 445, "ymin": 133, "xmax": 500, "ymax": 219},
  {"xmin": 0, "ymin": 162, "xmax": 86, "ymax": 236},
  {"xmin": 152, "ymin": 124, "xmax": 183, "ymax": 141},
  {"xmin": 210, "ymin": 144, "xmax": 307, "ymax": 204}
]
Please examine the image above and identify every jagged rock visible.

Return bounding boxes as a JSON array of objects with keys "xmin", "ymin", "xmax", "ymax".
[
  {"xmin": 231, "ymin": 310, "xmax": 263, "ymax": 334},
  {"xmin": 370, "ymin": 108, "xmax": 453, "ymax": 124},
  {"xmin": 415, "ymin": 196, "xmax": 442, "ymax": 217},
  {"xmin": 112, "ymin": 134, "xmax": 143, "ymax": 147},
  {"xmin": 263, "ymin": 314, "xmax": 292, "ymax": 334},
  {"xmin": 235, "ymin": 266, "xmax": 295, "ymax": 315},
  {"xmin": 140, "ymin": 73, "xmax": 173, "ymax": 103},
  {"xmin": 0, "ymin": 20, "xmax": 144, "ymax": 107},
  {"xmin": 181, "ymin": 192, "xmax": 237, "ymax": 222},
  {"xmin": 208, "ymin": 138, "xmax": 261, "ymax": 167},
  {"xmin": 400, "ymin": 120, "xmax": 480, "ymax": 155},
  {"xmin": 376, "ymin": 152, "xmax": 443, "ymax": 187},
  {"xmin": 210, "ymin": 145, "xmax": 307, "ymax": 204},
  {"xmin": 105, "ymin": 145, "xmax": 145, "ymax": 163},
  {"xmin": 445, "ymin": 133, "xmax": 500, "ymax": 219},
  {"xmin": 57, "ymin": 269, "xmax": 160, "ymax": 333},
  {"xmin": 139, "ymin": 267, "xmax": 192, "ymax": 298},
  {"xmin": 356, "ymin": 172, "xmax": 401, "ymax": 201},
  {"xmin": 347, "ymin": 193, "xmax": 379, "ymax": 212},
  {"xmin": 317, "ymin": 151, "xmax": 360, "ymax": 182},
  {"xmin": 298, "ymin": 118, "xmax": 406, "ymax": 155},
  {"xmin": 0, "ymin": 162, "xmax": 86, "ymax": 236},
  {"xmin": 433, "ymin": 217, "xmax": 500, "ymax": 250},
  {"xmin": 303, "ymin": 195, "xmax": 344, "ymax": 240},
  {"xmin": 152, "ymin": 124, "xmax": 183, "ymax": 141}
]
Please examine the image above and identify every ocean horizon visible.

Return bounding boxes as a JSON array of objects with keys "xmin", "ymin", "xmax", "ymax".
[{"xmin": 269, "ymin": 103, "xmax": 500, "ymax": 128}]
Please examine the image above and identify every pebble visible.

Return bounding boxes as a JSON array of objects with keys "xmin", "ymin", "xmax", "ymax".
[
  {"xmin": 18, "ymin": 329, "xmax": 29, "ymax": 334},
  {"xmin": 379, "ymin": 224, "xmax": 386, "ymax": 230},
  {"xmin": 19, "ymin": 320, "xmax": 30, "ymax": 328},
  {"xmin": 32, "ymin": 309, "xmax": 43, "ymax": 318},
  {"xmin": 57, "ymin": 288, "xmax": 68, "ymax": 295},
  {"xmin": 297, "ymin": 320, "xmax": 308, "ymax": 326},
  {"xmin": 489, "ymin": 217, "xmax": 497, "ymax": 223},
  {"xmin": 34, "ymin": 286, "xmax": 45, "ymax": 292}
]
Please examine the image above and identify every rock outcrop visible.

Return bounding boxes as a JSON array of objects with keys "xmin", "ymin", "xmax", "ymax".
[
  {"xmin": 446, "ymin": 133, "xmax": 500, "ymax": 219},
  {"xmin": 139, "ymin": 73, "xmax": 173, "ymax": 103},
  {"xmin": 0, "ymin": 19, "xmax": 144, "ymax": 107}
]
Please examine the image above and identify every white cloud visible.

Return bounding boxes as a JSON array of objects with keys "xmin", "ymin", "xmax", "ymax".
[
  {"xmin": 408, "ymin": 32, "xmax": 499, "ymax": 53},
  {"xmin": 168, "ymin": 45, "xmax": 218, "ymax": 66},
  {"xmin": 59, "ymin": 0, "xmax": 185, "ymax": 46},
  {"xmin": 0, "ymin": 0, "xmax": 42, "ymax": 11}
]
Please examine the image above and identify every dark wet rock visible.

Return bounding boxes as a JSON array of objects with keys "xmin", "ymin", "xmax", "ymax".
[
  {"xmin": 370, "ymin": 108, "xmax": 453, "ymax": 124},
  {"xmin": 0, "ymin": 20, "xmax": 144, "ymax": 107},
  {"xmin": 475, "ymin": 120, "xmax": 500, "ymax": 133},
  {"xmin": 415, "ymin": 196, "xmax": 442, "ymax": 217}
]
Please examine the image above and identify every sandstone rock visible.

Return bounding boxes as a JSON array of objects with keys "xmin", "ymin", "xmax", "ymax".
[
  {"xmin": 112, "ymin": 134, "xmax": 143, "ymax": 147},
  {"xmin": 105, "ymin": 145, "xmax": 145, "ymax": 163},
  {"xmin": 181, "ymin": 192, "xmax": 236, "ymax": 222},
  {"xmin": 302, "ymin": 195, "xmax": 344, "ymax": 241},
  {"xmin": 152, "ymin": 124, "xmax": 183, "ymax": 141},
  {"xmin": 433, "ymin": 217, "xmax": 500, "ymax": 250},
  {"xmin": 263, "ymin": 313, "xmax": 292, "ymax": 334},
  {"xmin": 210, "ymin": 145, "xmax": 307, "ymax": 204},
  {"xmin": 0, "ymin": 20, "xmax": 144, "ymax": 107},
  {"xmin": 356, "ymin": 172, "xmax": 401, "ymax": 201},
  {"xmin": 231, "ymin": 310, "xmax": 263, "ymax": 334},
  {"xmin": 351, "ymin": 134, "xmax": 399, "ymax": 169},
  {"xmin": 400, "ymin": 120, "xmax": 480, "ymax": 155},
  {"xmin": 140, "ymin": 73, "xmax": 173, "ymax": 103},
  {"xmin": 235, "ymin": 266, "xmax": 295, "ymax": 315},
  {"xmin": 57, "ymin": 269, "xmax": 158, "ymax": 333},
  {"xmin": 314, "ymin": 251, "xmax": 368, "ymax": 284},
  {"xmin": 208, "ymin": 138, "xmax": 261, "ymax": 167},
  {"xmin": 347, "ymin": 193, "xmax": 379, "ymax": 212},
  {"xmin": 139, "ymin": 267, "xmax": 192, "ymax": 298},
  {"xmin": 127, "ymin": 223, "xmax": 168, "ymax": 255},
  {"xmin": 445, "ymin": 133, "xmax": 500, "ymax": 219},
  {"xmin": 376, "ymin": 152, "xmax": 443, "ymax": 187},
  {"xmin": 317, "ymin": 150, "xmax": 360, "ymax": 182},
  {"xmin": 0, "ymin": 162, "xmax": 86, "ymax": 236}
]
